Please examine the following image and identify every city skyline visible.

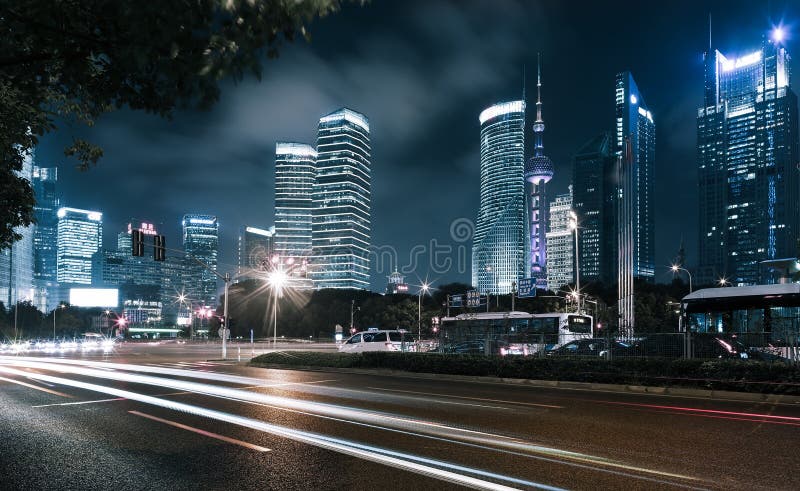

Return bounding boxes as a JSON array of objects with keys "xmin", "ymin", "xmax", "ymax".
[{"xmin": 31, "ymin": 1, "xmax": 800, "ymax": 291}]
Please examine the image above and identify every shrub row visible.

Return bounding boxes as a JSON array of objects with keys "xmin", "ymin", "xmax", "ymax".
[{"xmin": 249, "ymin": 352, "xmax": 800, "ymax": 395}]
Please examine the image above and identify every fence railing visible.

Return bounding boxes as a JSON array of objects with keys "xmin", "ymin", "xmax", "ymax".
[{"xmin": 431, "ymin": 332, "xmax": 800, "ymax": 362}]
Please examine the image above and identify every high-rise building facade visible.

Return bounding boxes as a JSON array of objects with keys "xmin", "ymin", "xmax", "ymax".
[
  {"xmin": 546, "ymin": 188, "xmax": 574, "ymax": 292},
  {"xmin": 311, "ymin": 108, "xmax": 371, "ymax": 290},
  {"xmin": 56, "ymin": 207, "xmax": 102, "ymax": 285},
  {"xmin": 182, "ymin": 214, "xmax": 218, "ymax": 306},
  {"xmin": 0, "ymin": 150, "xmax": 36, "ymax": 306},
  {"xmin": 525, "ymin": 59, "xmax": 554, "ymax": 290},
  {"xmin": 697, "ymin": 36, "xmax": 799, "ymax": 285},
  {"xmin": 473, "ymin": 100, "xmax": 526, "ymax": 294},
  {"xmin": 572, "ymin": 132, "xmax": 616, "ymax": 284},
  {"xmin": 615, "ymin": 71, "xmax": 655, "ymax": 282},
  {"xmin": 275, "ymin": 142, "xmax": 316, "ymax": 288},
  {"xmin": 32, "ymin": 167, "xmax": 59, "ymax": 283},
  {"xmin": 237, "ymin": 226, "xmax": 274, "ymax": 280},
  {"xmin": 31, "ymin": 166, "xmax": 59, "ymax": 311}
]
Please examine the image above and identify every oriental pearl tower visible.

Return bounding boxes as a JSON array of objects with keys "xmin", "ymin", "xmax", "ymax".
[{"xmin": 524, "ymin": 54, "xmax": 553, "ymax": 289}]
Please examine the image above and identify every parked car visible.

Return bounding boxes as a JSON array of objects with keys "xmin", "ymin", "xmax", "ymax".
[{"xmin": 338, "ymin": 329, "xmax": 416, "ymax": 353}]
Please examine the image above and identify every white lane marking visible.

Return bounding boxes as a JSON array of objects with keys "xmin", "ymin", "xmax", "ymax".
[
  {"xmin": 129, "ymin": 410, "xmax": 271, "ymax": 452},
  {"xmin": 32, "ymin": 397, "xmax": 126, "ymax": 408},
  {"xmin": 366, "ymin": 387, "xmax": 564, "ymax": 409}
]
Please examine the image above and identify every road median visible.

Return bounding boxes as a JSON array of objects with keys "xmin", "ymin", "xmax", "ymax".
[{"xmin": 250, "ymin": 351, "xmax": 800, "ymax": 400}]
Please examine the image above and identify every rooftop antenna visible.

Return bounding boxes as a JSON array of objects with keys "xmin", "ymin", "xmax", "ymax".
[
  {"xmin": 708, "ymin": 12, "xmax": 712, "ymax": 51},
  {"xmin": 522, "ymin": 63, "xmax": 526, "ymax": 103}
]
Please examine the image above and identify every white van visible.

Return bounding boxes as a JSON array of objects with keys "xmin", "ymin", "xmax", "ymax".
[{"xmin": 338, "ymin": 329, "xmax": 417, "ymax": 353}]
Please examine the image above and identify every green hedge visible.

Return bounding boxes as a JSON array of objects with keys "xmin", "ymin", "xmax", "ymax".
[{"xmin": 249, "ymin": 352, "xmax": 800, "ymax": 395}]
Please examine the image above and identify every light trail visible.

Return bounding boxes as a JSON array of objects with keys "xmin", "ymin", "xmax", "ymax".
[
  {"xmin": 129, "ymin": 410, "xmax": 272, "ymax": 452},
  {"xmin": 602, "ymin": 401, "xmax": 800, "ymax": 423},
  {"xmin": 0, "ymin": 364, "xmax": 551, "ymax": 491},
  {"xmin": 32, "ymin": 397, "xmax": 126, "ymax": 408},
  {"xmin": 0, "ymin": 357, "xmax": 703, "ymax": 485},
  {"xmin": 366, "ymin": 386, "xmax": 564, "ymax": 409}
]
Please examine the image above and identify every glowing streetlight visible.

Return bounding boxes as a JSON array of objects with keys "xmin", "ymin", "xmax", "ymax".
[
  {"xmin": 53, "ymin": 304, "xmax": 66, "ymax": 340},
  {"xmin": 418, "ymin": 282, "xmax": 431, "ymax": 340},
  {"xmin": 718, "ymin": 277, "xmax": 730, "ymax": 287},
  {"xmin": 569, "ymin": 210, "xmax": 580, "ymax": 313},
  {"xmin": 670, "ymin": 264, "xmax": 693, "ymax": 293},
  {"xmin": 268, "ymin": 269, "xmax": 288, "ymax": 347}
]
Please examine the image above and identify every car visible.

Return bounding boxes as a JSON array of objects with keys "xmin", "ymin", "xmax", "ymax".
[
  {"xmin": 338, "ymin": 329, "xmax": 416, "ymax": 353},
  {"xmin": 546, "ymin": 338, "xmax": 634, "ymax": 357}
]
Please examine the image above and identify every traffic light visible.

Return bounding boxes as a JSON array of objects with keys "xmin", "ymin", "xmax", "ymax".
[
  {"xmin": 153, "ymin": 235, "xmax": 166, "ymax": 261},
  {"xmin": 132, "ymin": 230, "xmax": 144, "ymax": 257}
]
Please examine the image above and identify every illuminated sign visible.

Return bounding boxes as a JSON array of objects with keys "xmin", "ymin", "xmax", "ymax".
[
  {"xmin": 128, "ymin": 222, "xmax": 158, "ymax": 236},
  {"xmin": 69, "ymin": 288, "xmax": 119, "ymax": 308},
  {"xmin": 720, "ymin": 51, "xmax": 761, "ymax": 72}
]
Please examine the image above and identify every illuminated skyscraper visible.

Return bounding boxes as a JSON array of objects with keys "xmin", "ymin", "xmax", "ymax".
[
  {"xmin": 571, "ymin": 132, "xmax": 616, "ymax": 284},
  {"xmin": 311, "ymin": 108, "xmax": 371, "ymax": 290},
  {"xmin": 473, "ymin": 100, "xmax": 526, "ymax": 294},
  {"xmin": 31, "ymin": 166, "xmax": 59, "ymax": 311},
  {"xmin": 698, "ymin": 33, "xmax": 799, "ymax": 285},
  {"xmin": 56, "ymin": 207, "xmax": 102, "ymax": 285},
  {"xmin": 615, "ymin": 71, "xmax": 655, "ymax": 282},
  {"xmin": 546, "ymin": 187, "xmax": 574, "ymax": 292},
  {"xmin": 525, "ymin": 58, "xmax": 554, "ymax": 290},
  {"xmin": 0, "ymin": 150, "xmax": 36, "ymax": 306},
  {"xmin": 182, "ymin": 214, "xmax": 218, "ymax": 306},
  {"xmin": 275, "ymin": 142, "xmax": 315, "ymax": 288}
]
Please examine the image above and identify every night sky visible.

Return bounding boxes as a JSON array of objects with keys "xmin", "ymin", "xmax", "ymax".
[{"xmin": 36, "ymin": 0, "xmax": 800, "ymax": 291}]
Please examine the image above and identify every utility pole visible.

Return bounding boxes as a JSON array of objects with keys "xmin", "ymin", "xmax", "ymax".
[
  {"xmin": 511, "ymin": 281, "xmax": 516, "ymax": 312},
  {"xmin": 350, "ymin": 300, "xmax": 355, "ymax": 333}
]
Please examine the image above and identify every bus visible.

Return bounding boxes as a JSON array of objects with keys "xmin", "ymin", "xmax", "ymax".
[{"xmin": 438, "ymin": 311, "xmax": 593, "ymax": 356}]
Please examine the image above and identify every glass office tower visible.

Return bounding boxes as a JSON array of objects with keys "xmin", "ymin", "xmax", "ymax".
[
  {"xmin": 311, "ymin": 108, "xmax": 371, "ymax": 290},
  {"xmin": 275, "ymin": 142, "xmax": 316, "ymax": 288},
  {"xmin": 571, "ymin": 132, "xmax": 616, "ymax": 284},
  {"xmin": 182, "ymin": 214, "xmax": 219, "ymax": 306},
  {"xmin": 56, "ymin": 207, "xmax": 102, "ymax": 285},
  {"xmin": 473, "ymin": 100, "xmax": 526, "ymax": 294},
  {"xmin": 0, "ymin": 151, "xmax": 36, "ymax": 306},
  {"xmin": 697, "ymin": 35, "xmax": 799, "ymax": 285},
  {"xmin": 237, "ymin": 226, "xmax": 275, "ymax": 280},
  {"xmin": 615, "ymin": 72, "xmax": 656, "ymax": 283}
]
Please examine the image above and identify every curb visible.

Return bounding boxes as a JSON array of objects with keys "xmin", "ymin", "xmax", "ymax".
[{"xmin": 247, "ymin": 363, "xmax": 800, "ymax": 405}]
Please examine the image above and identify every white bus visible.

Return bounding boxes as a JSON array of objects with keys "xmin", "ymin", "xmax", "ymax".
[{"xmin": 438, "ymin": 311, "xmax": 593, "ymax": 356}]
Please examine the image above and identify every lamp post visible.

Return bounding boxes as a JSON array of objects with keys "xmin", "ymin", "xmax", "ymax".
[
  {"xmin": 267, "ymin": 266, "xmax": 287, "ymax": 348},
  {"xmin": 418, "ymin": 282, "xmax": 430, "ymax": 340},
  {"xmin": 569, "ymin": 211, "xmax": 580, "ymax": 313},
  {"xmin": 53, "ymin": 304, "xmax": 65, "ymax": 341},
  {"xmin": 718, "ymin": 278, "xmax": 729, "ymax": 287},
  {"xmin": 670, "ymin": 265, "xmax": 693, "ymax": 293}
]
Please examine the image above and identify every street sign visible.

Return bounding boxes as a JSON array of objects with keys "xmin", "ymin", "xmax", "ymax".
[
  {"xmin": 466, "ymin": 290, "xmax": 481, "ymax": 307},
  {"xmin": 517, "ymin": 278, "xmax": 536, "ymax": 298},
  {"xmin": 218, "ymin": 328, "xmax": 230, "ymax": 339},
  {"xmin": 449, "ymin": 294, "xmax": 463, "ymax": 308}
]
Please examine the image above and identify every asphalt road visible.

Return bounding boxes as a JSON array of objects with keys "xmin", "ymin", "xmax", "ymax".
[{"xmin": 1, "ymin": 345, "xmax": 799, "ymax": 490}]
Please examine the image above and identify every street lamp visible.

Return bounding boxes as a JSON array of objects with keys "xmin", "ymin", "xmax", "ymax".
[
  {"xmin": 670, "ymin": 265, "xmax": 693, "ymax": 293},
  {"xmin": 569, "ymin": 211, "xmax": 580, "ymax": 313},
  {"xmin": 53, "ymin": 304, "xmax": 66, "ymax": 341},
  {"xmin": 718, "ymin": 277, "xmax": 730, "ymax": 287},
  {"xmin": 267, "ymin": 268, "xmax": 288, "ymax": 347},
  {"xmin": 418, "ymin": 282, "xmax": 430, "ymax": 340}
]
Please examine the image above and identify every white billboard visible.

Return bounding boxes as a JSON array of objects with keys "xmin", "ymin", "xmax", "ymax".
[{"xmin": 69, "ymin": 288, "xmax": 119, "ymax": 308}]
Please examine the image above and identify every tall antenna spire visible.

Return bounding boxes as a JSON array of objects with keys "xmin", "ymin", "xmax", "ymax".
[
  {"xmin": 708, "ymin": 12, "xmax": 712, "ymax": 51},
  {"xmin": 533, "ymin": 52, "xmax": 545, "ymax": 157},
  {"xmin": 522, "ymin": 63, "xmax": 526, "ymax": 103}
]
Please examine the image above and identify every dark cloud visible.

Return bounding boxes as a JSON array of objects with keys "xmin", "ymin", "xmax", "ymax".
[{"xmin": 36, "ymin": 0, "xmax": 800, "ymax": 289}]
